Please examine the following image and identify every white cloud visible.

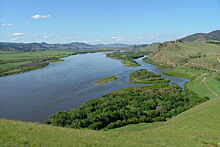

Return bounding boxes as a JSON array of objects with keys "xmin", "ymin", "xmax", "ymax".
[
  {"xmin": 2, "ymin": 24, "xmax": 14, "ymax": 26},
  {"xmin": 31, "ymin": 14, "xmax": 51, "ymax": 19},
  {"xmin": 43, "ymin": 35, "xmax": 50, "ymax": 39},
  {"xmin": 42, "ymin": 33, "xmax": 54, "ymax": 39},
  {"xmin": 12, "ymin": 32, "xmax": 23, "ymax": 36},
  {"xmin": 11, "ymin": 38, "xmax": 18, "ymax": 41},
  {"xmin": 81, "ymin": 40, "xmax": 89, "ymax": 43},
  {"xmin": 32, "ymin": 33, "xmax": 38, "ymax": 36},
  {"xmin": 94, "ymin": 39, "xmax": 102, "ymax": 42},
  {"xmin": 112, "ymin": 36, "xmax": 124, "ymax": 41}
]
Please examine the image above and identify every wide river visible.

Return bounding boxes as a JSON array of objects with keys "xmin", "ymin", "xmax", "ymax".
[{"xmin": 0, "ymin": 52, "xmax": 189, "ymax": 122}]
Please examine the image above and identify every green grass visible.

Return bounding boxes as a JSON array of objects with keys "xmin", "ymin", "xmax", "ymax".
[
  {"xmin": 161, "ymin": 64, "xmax": 220, "ymax": 99},
  {"xmin": 149, "ymin": 41, "xmax": 220, "ymax": 71},
  {"xmin": 121, "ymin": 58, "xmax": 141, "ymax": 67},
  {"xmin": 0, "ymin": 50, "xmax": 100, "ymax": 77},
  {"xmin": 106, "ymin": 52, "xmax": 144, "ymax": 67},
  {"xmin": 111, "ymin": 122, "xmax": 163, "ymax": 131},
  {"xmin": 1, "ymin": 97, "xmax": 220, "ymax": 146},
  {"xmin": 186, "ymin": 73, "xmax": 220, "ymax": 99},
  {"xmin": 163, "ymin": 66, "xmax": 207, "ymax": 80},
  {"xmin": 142, "ymin": 57, "xmax": 169, "ymax": 69},
  {"xmin": 106, "ymin": 52, "xmax": 144, "ymax": 60},
  {"xmin": 94, "ymin": 76, "xmax": 118, "ymax": 85},
  {"xmin": 48, "ymin": 58, "xmax": 64, "ymax": 63},
  {"xmin": 129, "ymin": 69, "xmax": 169, "ymax": 83}
]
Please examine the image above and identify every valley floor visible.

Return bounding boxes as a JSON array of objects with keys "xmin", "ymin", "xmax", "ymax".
[{"xmin": 1, "ymin": 46, "xmax": 220, "ymax": 146}]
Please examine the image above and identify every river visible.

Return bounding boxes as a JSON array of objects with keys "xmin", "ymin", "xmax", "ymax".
[{"xmin": 0, "ymin": 52, "xmax": 189, "ymax": 122}]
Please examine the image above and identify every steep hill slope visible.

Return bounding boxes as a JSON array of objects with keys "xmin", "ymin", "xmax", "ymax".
[{"xmin": 1, "ymin": 97, "xmax": 220, "ymax": 146}]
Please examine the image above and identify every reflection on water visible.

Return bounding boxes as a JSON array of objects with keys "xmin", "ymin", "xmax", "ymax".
[{"xmin": 0, "ymin": 52, "xmax": 188, "ymax": 122}]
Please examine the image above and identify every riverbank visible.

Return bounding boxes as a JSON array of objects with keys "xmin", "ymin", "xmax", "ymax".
[
  {"xmin": 0, "ymin": 50, "xmax": 103, "ymax": 77},
  {"xmin": 1, "ymin": 97, "xmax": 220, "ymax": 146},
  {"xmin": 0, "ymin": 52, "xmax": 190, "ymax": 122},
  {"xmin": 44, "ymin": 83, "xmax": 208, "ymax": 130},
  {"xmin": 94, "ymin": 76, "xmax": 118, "ymax": 85},
  {"xmin": 143, "ymin": 57, "xmax": 220, "ymax": 99},
  {"xmin": 106, "ymin": 52, "xmax": 144, "ymax": 67}
]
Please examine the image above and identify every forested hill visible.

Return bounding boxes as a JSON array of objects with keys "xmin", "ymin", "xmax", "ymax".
[{"xmin": 0, "ymin": 42, "xmax": 129, "ymax": 52}]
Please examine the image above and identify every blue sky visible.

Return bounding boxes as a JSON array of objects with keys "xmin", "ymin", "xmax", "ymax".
[{"xmin": 0, "ymin": 0, "xmax": 219, "ymax": 44}]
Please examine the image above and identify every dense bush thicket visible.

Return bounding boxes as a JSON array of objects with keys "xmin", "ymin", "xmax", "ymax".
[
  {"xmin": 129, "ymin": 69, "xmax": 169, "ymax": 83},
  {"xmin": 44, "ymin": 84, "xmax": 208, "ymax": 130}
]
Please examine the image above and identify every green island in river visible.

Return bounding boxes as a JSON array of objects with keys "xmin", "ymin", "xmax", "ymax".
[
  {"xmin": 94, "ymin": 76, "xmax": 118, "ymax": 85},
  {"xmin": 129, "ymin": 69, "xmax": 169, "ymax": 84},
  {"xmin": 1, "ymin": 7, "xmax": 220, "ymax": 145},
  {"xmin": 106, "ymin": 52, "xmax": 144, "ymax": 67}
]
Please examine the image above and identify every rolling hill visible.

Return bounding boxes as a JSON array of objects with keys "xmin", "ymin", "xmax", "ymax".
[
  {"xmin": 181, "ymin": 30, "xmax": 220, "ymax": 42},
  {"xmin": 1, "ymin": 97, "xmax": 219, "ymax": 146},
  {"xmin": 1, "ymin": 30, "xmax": 220, "ymax": 146},
  {"xmin": 149, "ymin": 40, "xmax": 220, "ymax": 71},
  {"xmin": 0, "ymin": 42, "xmax": 129, "ymax": 52}
]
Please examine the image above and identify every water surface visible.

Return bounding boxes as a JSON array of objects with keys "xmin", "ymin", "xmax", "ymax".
[{"xmin": 0, "ymin": 52, "xmax": 188, "ymax": 122}]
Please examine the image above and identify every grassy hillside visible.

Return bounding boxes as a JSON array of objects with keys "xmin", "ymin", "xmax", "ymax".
[
  {"xmin": 145, "ymin": 40, "xmax": 220, "ymax": 99},
  {"xmin": 1, "ymin": 97, "xmax": 220, "ymax": 146},
  {"xmin": 150, "ymin": 40, "xmax": 220, "ymax": 71}
]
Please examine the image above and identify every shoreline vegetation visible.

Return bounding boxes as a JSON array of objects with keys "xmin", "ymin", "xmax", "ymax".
[
  {"xmin": 1, "ymin": 31, "xmax": 220, "ymax": 146},
  {"xmin": 0, "ymin": 50, "xmax": 104, "ymax": 77},
  {"xmin": 1, "ymin": 97, "xmax": 219, "ymax": 146},
  {"xmin": 121, "ymin": 58, "xmax": 141, "ymax": 67},
  {"xmin": 144, "ymin": 56, "xmax": 220, "ymax": 99},
  {"xmin": 94, "ymin": 76, "xmax": 118, "ymax": 85},
  {"xmin": 48, "ymin": 58, "xmax": 64, "ymax": 63},
  {"xmin": 142, "ymin": 57, "xmax": 169, "ymax": 69},
  {"xmin": 106, "ymin": 52, "xmax": 144, "ymax": 67},
  {"xmin": 44, "ymin": 83, "xmax": 208, "ymax": 130},
  {"xmin": 129, "ymin": 69, "xmax": 169, "ymax": 84}
]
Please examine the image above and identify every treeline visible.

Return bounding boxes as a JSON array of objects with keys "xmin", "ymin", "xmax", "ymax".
[{"xmin": 44, "ymin": 84, "xmax": 208, "ymax": 130}]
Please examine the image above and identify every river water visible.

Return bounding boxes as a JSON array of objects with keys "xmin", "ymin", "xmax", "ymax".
[{"xmin": 0, "ymin": 52, "xmax": 189, "ymax": 122}]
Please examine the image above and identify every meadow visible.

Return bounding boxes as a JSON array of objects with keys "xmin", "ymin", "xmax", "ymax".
[
  {"xmin": 0, "ymin": 50, "xmax": 100, "ymax": 77},
  {"xmin": 1, "ymin": 97, "xmax": 219, "ymax": 146}
]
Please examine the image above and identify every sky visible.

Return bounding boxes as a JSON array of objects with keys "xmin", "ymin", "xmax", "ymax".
[{"xmin": 0, "ymin": 0, "xmax": 220, "ymax": 44}]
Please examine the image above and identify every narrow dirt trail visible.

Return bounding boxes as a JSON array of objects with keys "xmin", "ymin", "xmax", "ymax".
[
  {"xmin": 217, "ymin": 57, "xmax": 220, "ymax": 63},
  {"xmin": 201, "ymin": 76, "xmax": 219, "ymax": 98}
]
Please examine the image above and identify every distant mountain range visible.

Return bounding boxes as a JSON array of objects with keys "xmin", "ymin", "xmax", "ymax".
[
  {"xmin": 181, "ymin": 30, "xmax": 220, "ymax": 42},
  {"xmin": 1, "ymin": 30, "xmax": 220, "ymax": 52},
  {"xmin": 0, "ymin": 42, "xmax": 129, "ymax": 52}
]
